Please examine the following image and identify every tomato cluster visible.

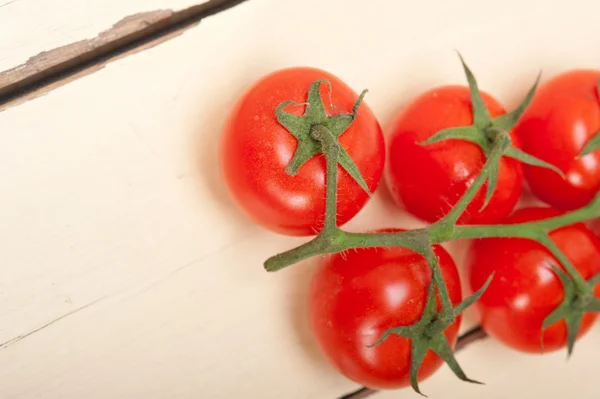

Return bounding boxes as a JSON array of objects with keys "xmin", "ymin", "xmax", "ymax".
[{"xmin": 219, "ymin": 62, "xmax": 600, "ymax": 391}]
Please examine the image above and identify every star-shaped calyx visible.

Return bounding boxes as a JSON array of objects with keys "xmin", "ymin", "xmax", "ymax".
[
  {"xmin": 542, "ymin": 262, "xmax": 600, "ymax": 356},
  {"xmin": 275, "ymin": 79, "xmax": 371, "ymax": 195},
  {"xmin": 420, "ymin": 53, "xmax": 565, "ymax": 211},
  {"xmin": 578, "ymin": 79, "xmax": 600, "ymax": 157},
  {"xmin": 368, "ymin": 249, "xmax": 494, "ymax": 396}
]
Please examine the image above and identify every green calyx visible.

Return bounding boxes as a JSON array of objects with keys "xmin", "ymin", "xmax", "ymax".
[
  {"xmin": 420, "ymin": 53, "xmax": 564, "ymax": 211},
  {"xmin": 542, "ymin": 262, "xmax": 600, "ymax": 356},
  {"xmin": 368, "ymin": 249, "xmax": 493, "ymax": 396},
  {"xmin": 275, "ymin": 79, "xmax": 371, "ymax": 195},
  {"xmin": 577, "ymin": 79, "xmax": 600, "ymax": 157},
  {"xmin": 264, "ymin": 63, "xmax": 600, "ymax": 396}
]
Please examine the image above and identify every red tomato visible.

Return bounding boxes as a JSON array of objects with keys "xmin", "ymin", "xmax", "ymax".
[
  {"xmin": 514, "ymin": 70, "xmax": 600, "ymax": 210},
  {"xmin": 466, "ymin": 207, "xmax": 600, "ymax": 353},
  {"xmin": 219, "ymin": 67, "xmax": 385, "ymax": 236},
  {"xmin": 385, "ymin": 86, "xmax": 523, "ymax": 224},
  {"xmin": 308, "ymin": 230, "xmax": 462, "ymax": 389}
]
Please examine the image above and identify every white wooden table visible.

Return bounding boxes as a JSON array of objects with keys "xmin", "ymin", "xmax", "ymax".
[{"xmin": 1, "ymin": 0, "xmax": 599, "ymax": 398}]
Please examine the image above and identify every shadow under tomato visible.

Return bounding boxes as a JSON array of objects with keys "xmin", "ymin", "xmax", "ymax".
[
  {"xmin": 375, "ymin": 172, "xmax": 397, "ymax": 208},
  {"xmin": 184, "ymin": 70, "xmax": 265, "ymax": 227},
  {"xmin": 184, "ymin": 63, "xmax": 337, "ymax": 369},
  {"xmin": 186, "ymin": 61, "xmax": 288, "ymax": 223},
  {"xmin": 188, "ymin": 97, "xmax": 237, "ymax": 212}
]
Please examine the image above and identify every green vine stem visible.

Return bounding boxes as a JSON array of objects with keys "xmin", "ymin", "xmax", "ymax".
[
  {"xmin": 264, "ymin": 156, "xmax": 600, "ymax": 273},
  {"xmin": 265, "ymin": 56, "xmax": 600, "ymax": 394},
  {"xmin": 310, "ymin": 124, "xmax": 342, "ymax": 234}
]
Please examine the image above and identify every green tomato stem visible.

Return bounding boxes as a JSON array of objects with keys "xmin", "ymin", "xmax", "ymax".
[
  {"xmin": 264, "ymin": 228, "xmax": 429, "ymax": 272},
  {"xmin": 422, "ymin": 246, "xmax": 455, "ymax": 320},
  {"xmin": 264, "ymin": 192, "xmax": 600, "ymax": 273},
  {"xmin": 266, "ymin": 73, "xmax": 600, "ymax": 381},
  {"xmin": 429, "ymin": 133, "xmax": 506, "ymax": 238},
  {"xmin": 450, "ymin": 202, "xmax": 600, "ymax": 241},
  {"xmin": 310, "ymin": 124, "xmax": 340, "ymax": 234}
]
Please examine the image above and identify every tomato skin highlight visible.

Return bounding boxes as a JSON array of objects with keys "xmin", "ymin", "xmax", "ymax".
[
  {"xmin": 308, "ymin": 230, "xmax": 462, "ymax": 389},
  {"xmin": 384, "ymin": 86, "xmax": 523, "ymax": 225},
  {"xmin": 219, "ymin": 67, "xmax": 385, "ymax": 236},
  {"xmin": 514, "ymin": 70, "xmax": 600, "ymax": 210},
  {"xmin": 466, "ymin": 207, "xmax": 600, "ymax": 353}
]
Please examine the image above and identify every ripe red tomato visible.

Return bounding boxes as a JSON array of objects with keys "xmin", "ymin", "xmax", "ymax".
[
  {"xmin": 385, "ymin": 86, "xmax": 523, "ymax": 225},
  {"xmin": 308, "ymin": 230, "xmax": 462, "ymax": 389},
  {"xmin": 514, "ymin": 70, "xmax": 600, "ymax": 210},
  {"xmin": 466, "ymin": 207, "xmax": 600, "ymax": 353},
  {"xmin": 219, "ymin": 67, "xmax": 385, "ymax": 236}
]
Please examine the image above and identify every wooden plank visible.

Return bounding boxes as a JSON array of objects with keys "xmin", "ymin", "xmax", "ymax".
[
  {"xmin": 0, "ymin": 0, "xmax": 206, "ymax": 72},
  {"xmin": 0, "ymin": 0, "xmax": 248, "ymax": 101},
  {"xmin": 0, "ymin": 0, "xmax": 599, "ymax": 397}
]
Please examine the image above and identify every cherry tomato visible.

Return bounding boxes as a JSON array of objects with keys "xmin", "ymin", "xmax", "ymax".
[
  {"xmin": 466, "ymin": 207, "xmax": 600, "ymax": 353},
  {"xmin": 308, "ymin": 229, "xmax": 462, "ymax": 389},
  {"xmin": 385, "ymin": 85, "xmax": 523, "ymax": 224},
  {"xmin": 514, "ymin": 70, "xmax": 600, "ymax": 210},
  {"xmin": 219, "ymin": 67, "xmax": 385, "ymax": 236}
]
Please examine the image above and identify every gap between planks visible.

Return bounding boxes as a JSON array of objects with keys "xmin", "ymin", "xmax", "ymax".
[
  {"xmin": 1, "ymin": 1, "xmax": 489, "ymax": 398},
  {"xmin": 0, "ymin": 0, "xmax": 250, "ymax": 110}
]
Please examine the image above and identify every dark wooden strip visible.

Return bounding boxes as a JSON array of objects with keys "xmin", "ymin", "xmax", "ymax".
[{"xmin": 0, "ymin": 0, "xmax": 250, "ymax": 108}]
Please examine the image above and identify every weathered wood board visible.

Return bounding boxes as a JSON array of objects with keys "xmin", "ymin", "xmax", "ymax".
[{"xmin": 1, "ymin": 0, "xmax": 599, "ymax": 397}]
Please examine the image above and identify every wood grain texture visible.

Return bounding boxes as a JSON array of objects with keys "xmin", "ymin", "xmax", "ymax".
[
  {"xmin": 0, "ymin": 0, "xmax": 210, "ymax": 72},
  {"xmin": 0, "ymin": 0, "xmax": 249, "ymax": 105},
  {"xmin": 0, "ymin": 10, "xmax": 175, "ymax": 97},
  {"xmin": 0, "ymin": 0, "xmax": 600, "ymax": 398},
  {"xmin": 0, "ymin": 0, "xmax": 252, "ymax": 107}
]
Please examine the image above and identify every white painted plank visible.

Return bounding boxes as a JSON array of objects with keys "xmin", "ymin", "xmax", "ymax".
[
  {"xmin": 0, "ymin": 0, "xmax": 210, "ymax": 73},
  {"xmin": 0, "ymin": 0, "xmax": 599, "ymax": 398}
]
